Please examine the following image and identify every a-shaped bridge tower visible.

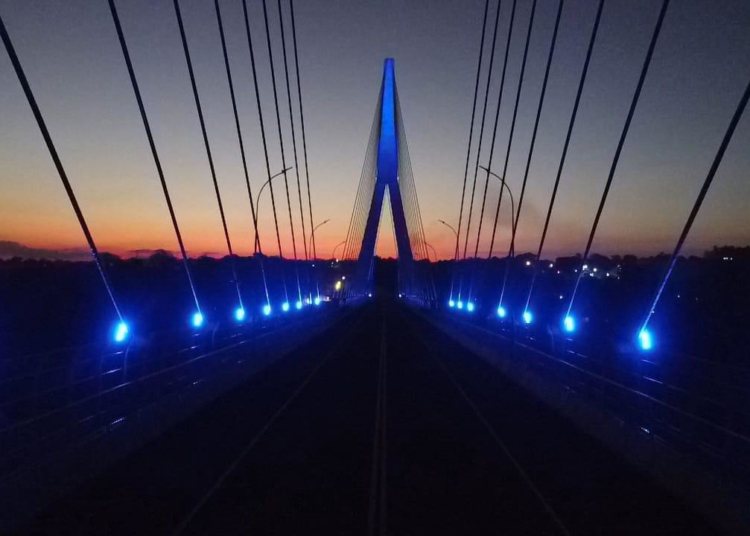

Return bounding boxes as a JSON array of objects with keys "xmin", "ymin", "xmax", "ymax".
[{"xmin": 342, "ymin": 59, "xmax": 434, "ymax": 300}]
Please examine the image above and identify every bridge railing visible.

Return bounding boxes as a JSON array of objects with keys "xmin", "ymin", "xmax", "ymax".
[
  {"xmin": 436, "ymin": 310, "xmax": 750, "ymax": 491},
  {"xmin": 0, "ymin": 305, "xmax": 339, "ymax": 484}
]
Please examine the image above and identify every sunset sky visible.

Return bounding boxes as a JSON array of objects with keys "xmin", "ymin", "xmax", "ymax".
[{"xmin": 1, "ymin": 0, "xmax": 750, "ymax": 261}]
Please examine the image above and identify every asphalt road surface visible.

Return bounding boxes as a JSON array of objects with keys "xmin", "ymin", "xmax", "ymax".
[{"xmin": 17, "ymin": 297, "xmax": 718, "ymax": 535}]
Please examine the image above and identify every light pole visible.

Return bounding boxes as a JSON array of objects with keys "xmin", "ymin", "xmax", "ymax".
[
  {"xmin": 254, "ymin": 167, "xmax": 292, "ymax": 252},
  {"xmin": 423, "ymin": 241, "xmax": 438, "ymax": 262},
  {"xmin": 479, "ymin": 165, "xmax": 516, "ymax": 234},
  {"xmin": 308, "ymin": 219, "xmax": 330, "ymax": 258},
  {"xmin": 438, "ymin": 219, "xmax": 459, "ymax": 258},
  {"xmin": 331, "ymin": 240, "xmax": 346, "ymax": 260}
]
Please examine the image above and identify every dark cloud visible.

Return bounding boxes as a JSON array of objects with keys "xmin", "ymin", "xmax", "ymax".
[{"xmin": 0, "ymin": 241, "xmax": 91, "ymax": 261}]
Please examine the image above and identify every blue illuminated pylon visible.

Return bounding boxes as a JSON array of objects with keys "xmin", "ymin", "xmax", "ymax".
[{"xmin": 354, "ymin": 59, "xmax": 414, "ymax": 294}]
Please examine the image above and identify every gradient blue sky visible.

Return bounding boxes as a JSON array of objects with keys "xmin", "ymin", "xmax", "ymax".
[{"xmin": 1, "ymin": 0, "xmax": 749, "ymax": 260}]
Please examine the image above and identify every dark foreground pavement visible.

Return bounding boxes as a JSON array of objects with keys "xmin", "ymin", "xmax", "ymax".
[{"xmin": 15, "ymin": 298, "xmax": 718, "ymax": 535}]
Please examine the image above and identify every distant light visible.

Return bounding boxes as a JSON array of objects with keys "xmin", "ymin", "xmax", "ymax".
[
  {"xmin": 557, "ymin": 270, "xmax": 561, "ymax": 274},
  {"xmin": 574, "ymin": 269, "xmax": 578, "ymax": 273},
  {"xmin": 113, "ymin": 321, "xmax": 129, "ymax": 343},
  {"xmin": 497, "ymin": 306, "xmax": 507, "ymax": 318},
  {"xmin": 563, "ymin": 315, "xmax": 575, "ymax": 333},
  {"xmin": 606, "ymin": 273, "xmax": 610, "ymax": 277},
  {"xmin": 235, "ymin": 307, "xmax": 246, "ymax": 322},
  {"xmin": 282, "ymin": 302, "xmax": 290, "ymax": 312},
  {"xmin": 368, "ymin": 292, "xmax": 373, "ymax": 298},
  {"xmin": 263, "ymin": 304, "xmax": 272, "ymax": 316},
  {"xmin": 314, "ymin": 297, "xmax": 322, "ymax": 306},
  {"xmin": 295, "ymin": 300, "xmax": 303, "ymax": 310},
  {"xmin": 593, "ymin": 267, "xmax": 598, "ymax": 272},
  {"xmin": 583, "ymin": 264, "xmax": 588, "ymax": 271},
  {"xmin": 448, "ymin": 299, "xmax": 456, "ymax": 308},
  {"xmin": 457, "ymin": 300, "xmax": 464, "ymax": 310},
  {"xmin": 525, "ymin": 260, "xmax": 531, "ymax": 266},
  {"xmin": 335, "ymin": 281, "xmax": 342, "ymax": 291},
  {"xmin": 467, "ymin": 302, "xmax": 475, "ymax": 312},
  {"xmin": 638, "ymin": 329, "xmax": 653, "ymax": 351},
  {"xmin": 192, "ymin": 312, "xmax": 204, "ymax": 328},
  {"xmin": 549, "ymin": 263, "xmax": 554, "ymax": 268},
  {"xmin": 398, "ymin": 293, "xmax": 402, "ymax": 298},
  {"xmin": 522, "ymin": 310, "xmax": 533, "ymax": 324},
  {"xmin": 559, "ymin": 294, "xmax": 564, "ymax": 300},
  {"xmin": 342, "ymin": 276, "xmax": 346, "ymax": 280}
]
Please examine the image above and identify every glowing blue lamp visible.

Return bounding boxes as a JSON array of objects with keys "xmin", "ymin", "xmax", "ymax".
[
  {"xmin": 467, "ymin": 302, "xmax": 475, "ymax": 312},
  {"xmin": 457, "ymin": 300, "xmax": 464, "ymax": 310},
  {"xmin": 638, "ymin": 329, "xmax": 653, "ymax": 351},
  {"xmin": 235, "ymin": 307, "xmax": 246, "ymax": 322},
  {"xmin": 113, "ymin": 321, "xmax": 129, "ymax": 343},
  {"xmin": 192, "ymin": 312, "xmax": 204, "ymax": 328},
  {"xmin": 497, "ymin": 306, "xmax": 507, "ymax": 318},
  {"xmin": 448, "ymin": 299, "xmax": 455, "ymax": 308},
  {"xmin": 563, "ymin": 315, "xmax": 575, "ymax": 333},
  {"xmin": 314, "ymin": 297, "xmax": 322, "ymax": 306},
  {"xmin": 522, "ymin": 310, "xmax": 533, "ymax": 324},
  {"xmin": 262, "ymin": 304, "xmax": 272, "ymax": 316},
  {"xmin": 282, "ymin": 302, "xmax": 290, "ymax": 312},
  {"xmin": 295, "ymin": 300, "xmax": 303, "ymax": 310}
]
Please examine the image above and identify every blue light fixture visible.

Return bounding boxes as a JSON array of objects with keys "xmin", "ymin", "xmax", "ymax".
[
  {"xmin": 522, "ymin": 310, "xmax": 533, "ymax": 325},
  {"xmin": 368, "ymin": 292, "xmax": 373, "ymax": 298},
  {"xmin": 262, "ymin": 304, "xmax": 272, "ymax": 316},
  {"xmin": 113, "ymin": 321, "xmax": 129, "ymax": 343},
  {"xmin": 314, "ymin": 297, "xmax": 321, "ymax": 306},
  {"xmin": 448, "ymin": 299, "xmax": 455, "ymax": 308},
  {"xmin": 467, "ymin": 302, "xmax": 475, "ymax": 312},
  {"xmin": 638, "ymin": 329, "xmax": 653, "ymax": 351},
  {"xmin": 457, "ymin": 300, "xmax": 464, "ymax": 310},
  {"xmin": 497, "ymin": 306, "xmax": 507, "ymax": 318},
  {"xmin": 563, "ymin": 315, "xmax": 575, "ymax": 333},
  {"xmin": 235, "ymin": 307, "xmax": 246, "ymax": 322},
  {"xmin": 295, "ymin": 300, "xmax": 303, "ymax": 310},
  {"xmin": 192, "ymin": 312, "xmax": 204, "ymax": 328},
  {"xmin": 282, "ymin": 302, "xmax": 290, "ymax": 312}
]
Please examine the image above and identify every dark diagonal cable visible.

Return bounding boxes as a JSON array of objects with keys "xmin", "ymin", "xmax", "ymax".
[
  {"xmin": 290, "ymin": 0, "xmax": 320, "ymax": 300},
  {"xmin": 487, "ymin": 0, "xmax": 537, "ymax": 259},
  {"xmin": 262, "ymin": 0, "xmax": 301, "ymax": 303},
  {"xmin": 107, "ymin": 0, "xmax": 200, "ymax": 315},
  {"xmin": 1, "ymin": 12, "xmax": 124, "ymax": 323},
  {"xmin": 242, "ymin": 0, "xmax": 287, "ymax": 302},
  {"xmin": 173, "ymin": 0, "xmax": 243, "ymax": 310},
  {"xmin": 472, "ymin": 0, "xmax": 519, "ymax": 262},
  {"xmin": 290, "ymin": 0, "xmax": 317, "ymax": 260},
  {"xmin": 639, "ymin": 75, "xmax": 750, "ymax": 336},
  {"xmin": 461, "ymin": 0, "xmax": 503, "ymax": 263},
  {"xmin": 498, "ymin": 0, "xmax": 564, "ymax": 308},
  {"xmin": 523, "ymin": 0, "xmax": 605, "ymax": 315},
  {"xmin": 467, "ymin": 0, "xmax": 519, "ymax": 302},
  {"xmin": 449, "ymin": 0, "xmax": 490, "ymax": 301},
  {"xmin": 214, "ymin": 0, "xmax": 270, "ymax": 307},
  {"xmin": 277, "ymin": 0, "xmax": 308, "ymax": 262},
  {"xmin": 566, "ymin": 0, "xmax": 670, "ymax": 319}
]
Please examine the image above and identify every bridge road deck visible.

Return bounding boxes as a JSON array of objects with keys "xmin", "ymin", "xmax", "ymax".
[{"xmin": 16, "ymin": 297, "xmax": 717, "ymax": 535}]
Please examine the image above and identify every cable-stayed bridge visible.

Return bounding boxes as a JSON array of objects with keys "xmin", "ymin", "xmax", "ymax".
[{"xmin": 1, "ymin": 0, "xmax": 750, "ymax": 534}]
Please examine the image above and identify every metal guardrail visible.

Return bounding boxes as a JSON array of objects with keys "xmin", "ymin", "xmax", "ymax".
[
  {"xmin": 438, "ymin": 312, "xmax": 750, "ymax": 491},
  {"xmin": 0, "ymin": 306, "xmax": 339, "ymax": 483}
]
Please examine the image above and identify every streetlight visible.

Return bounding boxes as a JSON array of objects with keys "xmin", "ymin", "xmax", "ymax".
[
  {"xmin": 423, "ymin": 241, "xmax": 438, "ymax": 262},
  {"xmin": 331, "ymin": 240, "xmax": 346, "ymax": 260},
  {"xmin": 308, "ymin": 219, "xmax": 330, "ymax": 258},
  {"xmin": 254, "ymin": 167, "xmax": 293, "ymax": 253},
  {"xmin": 479, "ymin": 165, "xmax": 516, "ymax": 233},
  {"xmin": 438, "ymin": 219, "xmax": 459, "ymax": 259}
]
